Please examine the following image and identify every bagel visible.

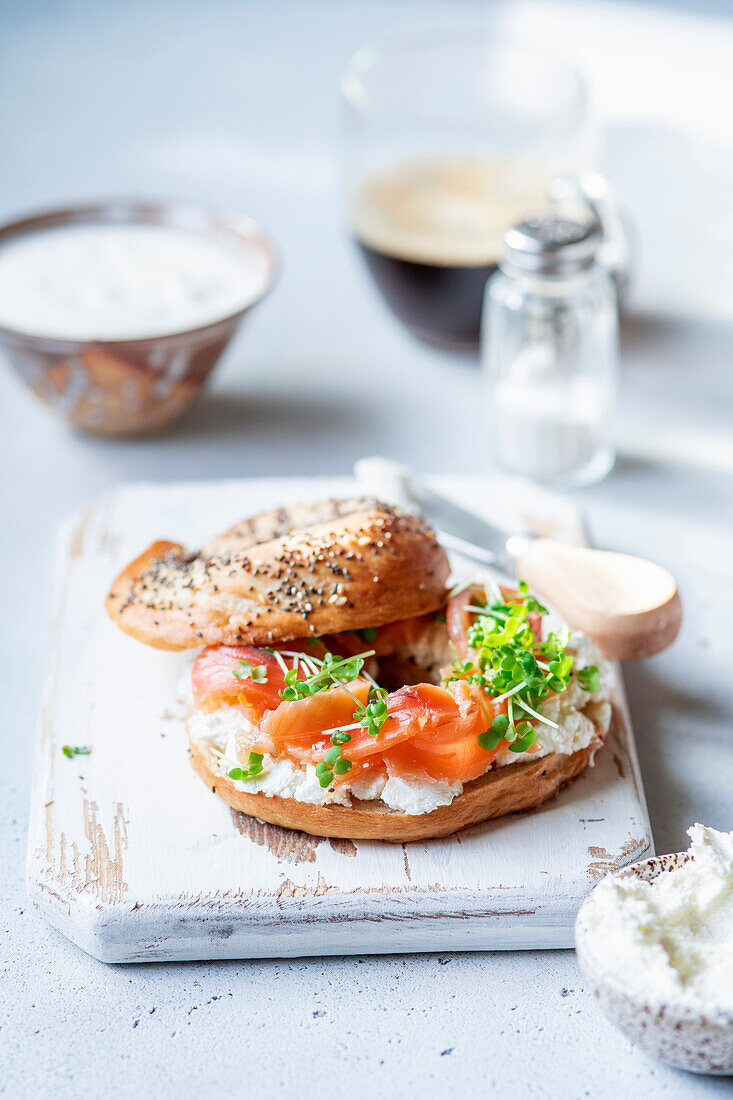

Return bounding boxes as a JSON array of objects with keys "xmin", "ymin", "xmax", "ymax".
[
  {"xmin": 106, "ymin": 495, "xmax": 613, "ymax": 842},
  {"xmin": 187, "ymin": 704, "xmax": 608, "ymax": 842},
  {"xmin": 105, "ymin": 497, "xmax": 450, "ymax": 651}
]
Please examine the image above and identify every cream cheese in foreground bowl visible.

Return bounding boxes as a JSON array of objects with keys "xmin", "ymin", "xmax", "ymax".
[
  {"xmin": 0, "ymin": 223, "xmax": 271, "ymax": 341},
  {"xmin": 579, "ymin": 825, "xmax": 733, "ymax": 1017}
]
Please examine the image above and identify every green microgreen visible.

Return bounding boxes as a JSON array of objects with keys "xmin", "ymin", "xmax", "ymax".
[
  {"xmin": 330, "ymin": 729, "xmax": 352, "ymax": 746},
  {"xmin": 228, "ymin": 751, "xmax": 265, "ymax": 781},
  {"xmin": 314, "ymin": 760, "xmax": 334, "ymax": 787},
  {"xmin": 356, "ymin": 688, "xmax": 389, "ymax": 739},
  {"xmin": 62, "ymin": 745, "xmax": 91, "ymax": 759},
  {"xmin": 444, "ymin": 579, "xmax": 580, "ymax": 756},
  {"xmin": 318, "ymin": 731, "xmax": 355, "ymax": 780},
  {"xmin": 278, "ymin": 650, "xmax": 373, "ymax": 702},
  {"xmin": 578, "ymin": 665, "xmax": 601, "ymax": 693},
  {"xmin": 232, "ymin": 660, "xmax": 268, "ymax": 683},
  {"xmin": 477, "ymin": 713, "xmax": 510, "ymax": 751}
]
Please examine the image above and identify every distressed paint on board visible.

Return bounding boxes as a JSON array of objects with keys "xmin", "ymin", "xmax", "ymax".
[{"xmin": 27, "ymin": 476, "xmax": 653, "ymax": 962}]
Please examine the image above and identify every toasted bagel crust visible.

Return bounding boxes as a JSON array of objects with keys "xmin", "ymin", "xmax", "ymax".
[
  {"xmin": 106, "ymin": 498, "xmax": 450, "ymax": 651},
  {"xmin": 187, "ymin": 709, "xmax": 609, "ymax": 842}
]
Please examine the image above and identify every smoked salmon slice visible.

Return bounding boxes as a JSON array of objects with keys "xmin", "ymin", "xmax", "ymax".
[
  {"xmin": 192, "ymin": 645, "xmax": 288, "ymax": 715},
  {"xmin": 381, "ymin": 681, "xmax": 503, "ymax": 784},
  {"xmin": 262, "ymin": 680, "xmax": 370, "ymax": 744}
]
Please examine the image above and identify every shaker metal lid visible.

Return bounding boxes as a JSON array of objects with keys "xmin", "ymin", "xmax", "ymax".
[{"xmin": 501, "ymin": 214, "xmax": 601, "ymax": 276}]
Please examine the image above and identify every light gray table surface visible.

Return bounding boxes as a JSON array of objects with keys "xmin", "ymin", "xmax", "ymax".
[{"xmin": 1, "ymin": 1, "xmax": 732, "ymax": 1096}]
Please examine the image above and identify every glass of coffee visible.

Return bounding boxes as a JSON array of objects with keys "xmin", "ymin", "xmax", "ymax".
[{"xmin": 341, "ymin": 32, "xmax": 599, "ymax": 350}]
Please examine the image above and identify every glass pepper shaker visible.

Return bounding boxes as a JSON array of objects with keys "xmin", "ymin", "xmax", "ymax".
[{"xmin": 482, "ymin": 215, "xmax": 619, "ymax": 487}]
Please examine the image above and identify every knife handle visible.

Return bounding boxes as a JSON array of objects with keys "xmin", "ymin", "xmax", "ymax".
[{"xmin": 513, "ymin": 538, "xmax": 682, "ymax": 660}]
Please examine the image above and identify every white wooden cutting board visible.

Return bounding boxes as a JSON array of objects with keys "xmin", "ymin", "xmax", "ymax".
[{"xmin": 28, "ymin": 475, "xmax": 653, "ymax": 963}]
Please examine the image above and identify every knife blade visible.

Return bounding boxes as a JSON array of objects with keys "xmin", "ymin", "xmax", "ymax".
[{"xmin": 352, "ymin": 457, "xmax": 531, "ymax": 572}]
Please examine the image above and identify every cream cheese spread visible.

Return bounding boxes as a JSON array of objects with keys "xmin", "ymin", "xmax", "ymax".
[
  {"xmin": 0, "ymin": 223, "xmax": 270, "ymax": 340},
  {"xmin": 187, "ymin": 705, "xmax": 460, "ymax": 815},
  {"xmin": 580, "ymin": 825, "xmax": 733, "ymax": 1014}
]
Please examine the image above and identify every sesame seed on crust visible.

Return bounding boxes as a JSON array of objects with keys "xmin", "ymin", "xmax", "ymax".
[{"xmin": 105, "ymin": 498, "xmax": 449, "ymax": 651}]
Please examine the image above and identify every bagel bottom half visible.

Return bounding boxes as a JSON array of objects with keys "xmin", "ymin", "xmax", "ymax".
[{"xmin": 187, "ymin": 707, "xmax": 610, "ymax": 842}]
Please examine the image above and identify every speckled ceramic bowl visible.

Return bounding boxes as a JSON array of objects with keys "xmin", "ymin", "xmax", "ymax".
[
  {"xmin": 0, "ymin": 200, "xmax": 278, "ymax": 436},
  {"xmin": 575, "ymin": 852, "xmax": 733, "ymax": 1075}
]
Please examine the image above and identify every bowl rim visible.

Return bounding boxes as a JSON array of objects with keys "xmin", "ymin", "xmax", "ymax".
[
  {"xmin": 575, "ymin": 849, "xmax": 733, "ymax": 1027},
  {"xmin": 0, "ymin": 197, "xmax": 279, "ymax": 349}
]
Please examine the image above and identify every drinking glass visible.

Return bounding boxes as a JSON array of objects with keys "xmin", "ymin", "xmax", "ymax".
[{"xmin": 341, "ymin": 31, "xmax": 625, "ymax": 351}]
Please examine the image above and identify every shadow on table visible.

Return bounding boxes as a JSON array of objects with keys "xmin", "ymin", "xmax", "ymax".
[
  {"xmin": 179, "ymin": 390, "xmax": 349, "ymax": 443},
  {"xmin": 620, "ymin": 309, "xmax": 733, "ymax": 364},
  {"xmin": 622, "ymin": 659, "xmax": 729, "ymax": 856},
  {"xmin": 80, "ymin": 386, "xmax": 392, "ymax": 480},
  {"xmin": 609, "ymin": 114, "xmax": 733, "ymax": 354}
]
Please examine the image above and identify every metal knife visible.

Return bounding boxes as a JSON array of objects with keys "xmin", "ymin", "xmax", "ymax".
[{"xmin": 353, "ymin": 457, "xmax": 530, "ymax": 572}]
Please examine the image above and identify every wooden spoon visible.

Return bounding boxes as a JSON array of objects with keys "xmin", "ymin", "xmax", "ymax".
[{"xmin": 509, "ymin": 537, "xmax": 682, "ymax": 660}]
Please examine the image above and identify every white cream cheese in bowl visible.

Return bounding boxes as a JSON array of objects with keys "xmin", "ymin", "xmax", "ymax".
[
  {"xmin": 0, "ymin": 200, "xmax": 277, "ymax": 435},
  {"xmin": 0, "ymin": 222, "xmax": 272, "ymax": 341},
  {"xmin": 575, "ymin": 825, "xmax": 733, "ymax": 1074}
]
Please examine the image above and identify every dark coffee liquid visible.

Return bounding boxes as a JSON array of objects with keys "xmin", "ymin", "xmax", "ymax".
[
  {"xmin": 350, "ymin": 158, "xmax": 550, "ymax": 350},
  {"xmin": 355, "ymin": 240, "xmax": 497, "ymax": 349}
]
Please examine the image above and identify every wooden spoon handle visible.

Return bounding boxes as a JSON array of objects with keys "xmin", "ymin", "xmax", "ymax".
[{"xmin": 513, "ymin": 538, "xmax": 682, "ymax": 660}]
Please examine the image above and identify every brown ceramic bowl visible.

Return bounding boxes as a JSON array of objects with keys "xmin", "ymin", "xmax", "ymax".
[
  {"xmin": 576, "ymin": 852, "xmax": 733, "ymax": 1075},
  {"xmin": 0, "ymin": 200, "xmax": 277, "ymax": 436}
]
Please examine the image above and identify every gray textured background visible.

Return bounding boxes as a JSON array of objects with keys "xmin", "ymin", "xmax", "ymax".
[{"xmin": 2, "ymin": 1, "xmax": 732, "ymax": 1096}]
